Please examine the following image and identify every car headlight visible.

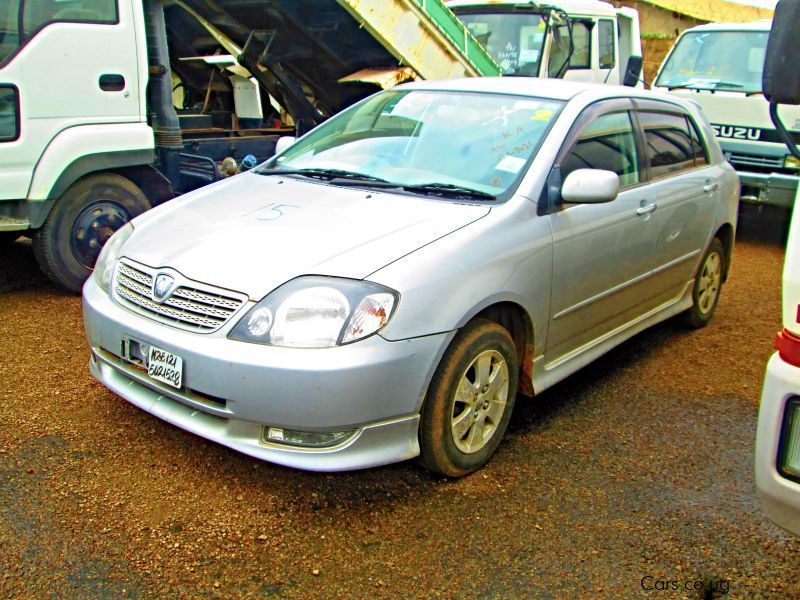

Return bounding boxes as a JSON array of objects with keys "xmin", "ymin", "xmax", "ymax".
[
  {"xmin": 229, "ymin": 276, "xmax": 398, "ymax": 348},
  {"xmin": 785, "ymin": 155, "xmax": 800, "ymax": 170},
  {"xmin": 92, "ymin": 222, "xmax": 134, "ymax": 293}
]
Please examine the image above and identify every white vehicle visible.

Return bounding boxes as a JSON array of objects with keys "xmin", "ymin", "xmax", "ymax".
[
  {"xmin": 756, "ymin": 189, "xmax": 800, "ymax": 533},
  {"xmin": 654, "ymin": 21, "xmax": 800, "ymax": 209},
  {"xmin": 446, "ymin": 0, "xmax": 643, "ymax": 85},
  {"xmin": 754, "ymin": 0, "xmax": 800, "ymax": 534}
]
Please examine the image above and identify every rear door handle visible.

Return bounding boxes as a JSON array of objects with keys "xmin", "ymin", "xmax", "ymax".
[
  {"xmin": 636, "ymin": 203, "xmax": 657, "ymax": 216},
  {"xmin": 704, "ymin": 182, "xmax": 719, "ymax": 193},
  {"xmin": 99, "ymin": 74, "xmax": 126, "ymax": 92}
]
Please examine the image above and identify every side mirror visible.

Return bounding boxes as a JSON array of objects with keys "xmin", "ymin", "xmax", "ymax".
[
  {"xmin": 622, "ymin": 55, "xmax": 643, "ymax": 88},
  {"xmin": 274, "ymin": 136, "xmax": 296, "ymax": 155},
  {"xmin": 561, "ymin": 169, "xmax": 619, "ymax": 204},
  {"xmin": 763, "ymin": 0, "xmax": 800, "ymax": 104}
]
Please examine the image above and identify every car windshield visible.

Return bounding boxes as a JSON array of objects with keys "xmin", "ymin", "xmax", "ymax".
[
  {"xmin": 455, "ymin": 11, "xmax": 547, "ymax": 76},
  {"xmin": 258, "ymin": 89, "xmax": 564, "ymax": 198},
  {"xmin": 655, "ymin": 30, "xmax": 769, "ymax": 94}
]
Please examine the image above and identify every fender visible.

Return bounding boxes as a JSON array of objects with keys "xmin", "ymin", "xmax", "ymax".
[{"xmin": 25, "ymin": 122, "xmax": 155, "ymax": 228}]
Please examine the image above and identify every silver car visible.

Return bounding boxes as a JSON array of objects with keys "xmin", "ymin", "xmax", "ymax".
[{"xmin": 83, "ymin": 78, "xmax": 739, "ymax": 476}]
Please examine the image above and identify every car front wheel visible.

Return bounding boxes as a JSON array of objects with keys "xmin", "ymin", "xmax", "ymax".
[{"xmin": 419, "ymin": 319, "xmax": 518, "ymax": 477}]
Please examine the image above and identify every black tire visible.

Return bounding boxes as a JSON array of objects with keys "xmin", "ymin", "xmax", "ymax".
[
  {"xmin": 419, "ymin": 319, "xmax": 518, "ymax": 477},
  {"xmin": 32, "ymin": 173, "xmax": 150, "ymax": 293},
  {"xmin": 684, "ymin": 237, "xmax": 725, "ymax": 329}
]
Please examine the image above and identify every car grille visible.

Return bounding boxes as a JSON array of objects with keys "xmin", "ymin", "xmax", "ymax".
[
  {"xmin": 728, "ymin": 152, "xmax": 784, "ymax": 170},
  {"xmin": 113, "ymin": 259, "xmax": 248, "ymax": 333}
]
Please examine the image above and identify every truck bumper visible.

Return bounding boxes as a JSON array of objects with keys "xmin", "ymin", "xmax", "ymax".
[{"xmin": 738, "ymin": 171, "xmax": 799, "ymax": 209}]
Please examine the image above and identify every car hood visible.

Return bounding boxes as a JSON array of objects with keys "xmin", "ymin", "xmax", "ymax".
[{"xmin": 123, "ymin": 173, "xmax": 491, "ymax": 299}]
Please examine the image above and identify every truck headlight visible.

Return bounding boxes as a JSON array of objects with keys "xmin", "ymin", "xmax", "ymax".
[
  {"xmin": 785, "ymin": 155, "xmax": 800, "ymax": 170},
  {"xmin": 92, "ymin": 222, "xmax": 133, "ymax": 293},
  {"xmin": 229, "ymin": 276, "xmax": 398, "ymax": 348}
]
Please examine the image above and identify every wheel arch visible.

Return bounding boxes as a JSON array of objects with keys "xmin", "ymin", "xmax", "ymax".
[
  {"xmin": 470, "ymin": 301, "xmax": 535, "ymax": 397},
  {"xmin": 714, "ymin": 222, "xmax": 735, "ymax": 281},
  {"xmin": 28, "ymin": 149, "xmax": 155, "ymax": 229}
]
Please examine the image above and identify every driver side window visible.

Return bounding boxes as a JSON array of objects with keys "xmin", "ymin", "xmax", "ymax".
[{"xmin": 561, "ymin": 111, "xmax": 640, "ymax": 188}]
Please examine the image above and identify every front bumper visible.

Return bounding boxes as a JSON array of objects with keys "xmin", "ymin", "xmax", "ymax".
[
  {"xmin": 738, "ymin": 171, "xmax": 799, "ymax": 209},
  {"xmin": 83, "ymin": 277, "xmax": 452, "ymax": 471},
  {"xmin": 756, "ymin": 352, "xmax": 800, "ymax": 534}
]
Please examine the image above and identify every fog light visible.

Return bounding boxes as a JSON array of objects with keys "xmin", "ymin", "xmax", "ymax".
[
  {"xmin": 779, "ymin": 398, "xmax": 800, "ymax": 482},
  {"xmin": 264, "ymin": 426, "xmax": 356, "ymax": 448},
  {"xmin": 785, "ymin": 155, "xmax": 800, "ymax": 170}
]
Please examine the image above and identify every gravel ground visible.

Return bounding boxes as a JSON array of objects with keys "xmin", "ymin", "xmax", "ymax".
[{"xmin": 0, "ymin": 205, "xmax": 796, "ymax": 599}]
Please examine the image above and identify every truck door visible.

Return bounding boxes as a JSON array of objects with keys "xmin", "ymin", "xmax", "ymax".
[{"xmin": 0, "ymin": 0, "xmax": 141, "ymax": 202}]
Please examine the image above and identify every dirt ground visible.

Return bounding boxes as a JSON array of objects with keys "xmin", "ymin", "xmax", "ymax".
[{"xmin": 0, "ymin": 205, "xmax": 796, "ymax": 598}]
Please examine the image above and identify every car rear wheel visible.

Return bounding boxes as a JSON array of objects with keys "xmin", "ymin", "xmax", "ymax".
[
  {"xmin": 419, "ymin": 319, "xmax": 518, "ymax": 477},
  {"xmin": 33, "ymin": 173, "xmax": 150, "ymax": 293},
  {"xmin": 684, "ymin": 237, "xmax": 725, "ymax": 329}
]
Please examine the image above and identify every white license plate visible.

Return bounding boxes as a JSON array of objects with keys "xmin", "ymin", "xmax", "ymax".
[{"xmin": 147, "ymin": 345, "xmax": 183, "ymax": 389}]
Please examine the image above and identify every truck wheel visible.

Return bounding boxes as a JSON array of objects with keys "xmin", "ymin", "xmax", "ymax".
[
  {"xmin": 33, "ymin": 173, "xmax": 150, "ymax": 292},
  {"xmin": 419, "ymin": 319, "xmax": 518, "ymax": 477}
]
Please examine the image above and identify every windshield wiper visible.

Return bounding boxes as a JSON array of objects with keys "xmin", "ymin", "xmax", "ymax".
[
  {"xmin": 399, "ymin": 182, "xmax": 496, "ymax": 201},
  {"xmin": 666, "ymin": 81, "xmax": 744, "ymax": 92},
  {"xmin": 257, "ymin": 167, "xmax": 391, "ymax": 183}
]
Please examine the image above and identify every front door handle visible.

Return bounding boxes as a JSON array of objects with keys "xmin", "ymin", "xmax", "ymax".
[
  {"xmin": 703, "ymin": 182, "xmax": 719, "ymax": 193},
  {"xmin": 99, "ymin": 74, "xmax": 126, "ymax": 92},
  {"xmin": 636, "ymin": 203, "xmax": 657, "ymax": 216}
]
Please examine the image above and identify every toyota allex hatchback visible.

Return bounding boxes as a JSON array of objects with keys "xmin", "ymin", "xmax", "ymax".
[{"xmin": 83, "ymin": 78, "xmax": 739, "ymax": 477}]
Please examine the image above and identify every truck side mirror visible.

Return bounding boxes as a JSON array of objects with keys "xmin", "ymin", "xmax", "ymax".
[
  {"xmin": 763, "ymin": 0, "xmax": 800, "ymax": 104},
  {"xmin": 622, "ymin": 55, "xmax": 643, "ymax": 87}
]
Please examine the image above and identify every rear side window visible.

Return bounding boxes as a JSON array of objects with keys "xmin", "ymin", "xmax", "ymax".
[
  {"xmin": 688, "ymin": 118, "xmax": 709, "ymax": 166},
  {"xmin": 598, "ymin": 20, "xmax": 615, "ymax": 69},
  {"xmin": 562, "ymin": 111, "xmax": 640, "ymax": 188},
  {"xmin": 1, "ymin": 0, "xmax": 118, "ymax": 65},
  {"xmin": 639, "ymin": 111, "xmax": 695, "ymax": 178},
  {"xmin": 0, "ymin": 86, "xmax": 19, "ymax": 142}
]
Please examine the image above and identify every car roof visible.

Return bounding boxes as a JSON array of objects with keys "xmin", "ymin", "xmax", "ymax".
[
  {"xmin": 397, "ymin": 77, "xmax": 695, "ymax": 109},
  {"xmin": 680, "ymin": 20, "xmax": 772, "ymax": 33},
  {"xmin": 399, "ymin": 77, "xmax": 603, "ymax": 100}
]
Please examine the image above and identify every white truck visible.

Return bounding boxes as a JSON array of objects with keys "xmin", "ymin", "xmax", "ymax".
[
  {"xmin": 653, "ymin": 20, "xmax": 800, "ymax": 210},
  {"xmin": 446, "ymin": 0, "xmax": 643, "ymax": 85},
  {"xmin": 0, "ymin": 0, "xmax": 643, "ymax": 292}
]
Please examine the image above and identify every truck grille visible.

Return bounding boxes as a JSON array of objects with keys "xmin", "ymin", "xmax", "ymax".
[
  {"xmin": 728, "ymin": 152, "xmax": 784, "ymax": 170},
  {"xmin": 113, "ymin": 259, "xmax": 248, "ymax": 333}
]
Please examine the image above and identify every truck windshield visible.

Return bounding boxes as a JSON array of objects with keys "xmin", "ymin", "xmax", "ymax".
[
  {"xmin": 258, "ymin": 89, "xmax": 564, "ymax": 198},
  {"xmin": 454, "ymin": 11, "xmax": 547, "ymax": 76},
  {"xmin": 655, "ymin": 30, "xmax": 769, "ymax": 94}
]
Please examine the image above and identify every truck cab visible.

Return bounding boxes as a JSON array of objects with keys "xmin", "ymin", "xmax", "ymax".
[
  {"xmin": 446, "ymin": 0, "xmax": 642, "ymax": 85},
  {"xmin": 653, "ymin": 21, "xmax": 800, "ymax": 209}
]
